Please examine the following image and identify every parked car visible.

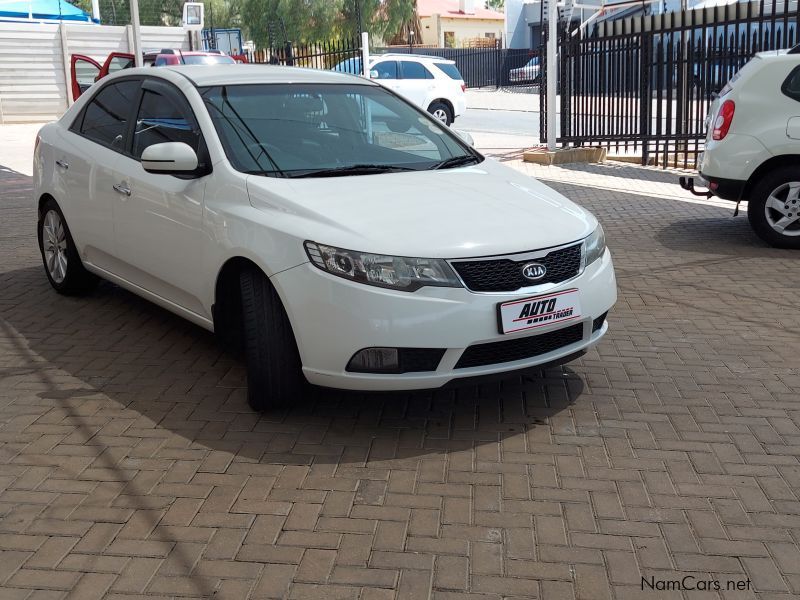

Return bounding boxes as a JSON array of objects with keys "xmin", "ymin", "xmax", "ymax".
[
  {"xmin": 69, "ymin": 49, "xmax": 235, "ymax": 101},
  {"xmin": 680, "ymin": 48, "xmax": 800, "ymax": 248},
  {"xmin": 34, "ymin": 64, "xmax": 617, "ymax": 410},
  {"xmin": 334, "ymin": 54, "xmax": 466, "ymax": 125},
  {"xmin": 509, "ymin": 56, "xmax": 541, "ymax": 84}
]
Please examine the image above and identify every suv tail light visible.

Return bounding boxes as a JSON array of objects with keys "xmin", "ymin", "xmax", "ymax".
[
  {"xmin": 712, "ymin": 100, "xmax": 735, "ymax": 140},
  {"xmin": 461, "ymin": 83, "xmax": 466, "ymax": 92}
]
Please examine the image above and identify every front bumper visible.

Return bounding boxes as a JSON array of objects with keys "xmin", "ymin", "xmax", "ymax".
[{"xmin": 272, "ymin": 249, "xmax": 617, "ymax": 391}]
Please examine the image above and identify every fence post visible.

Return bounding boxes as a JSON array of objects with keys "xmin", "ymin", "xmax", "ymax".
[
  {"xmin": 361, "ymin": 32, "xmax": 370, "ymax": 78},
  {"xmin": 546, "ymin": 0, "xmax": 558, "ymax": 151},
  {"xmin": 59, "ymin": 22, "xmax": 72, "ymax": 109},
  {"xmin": 640, "ymin": 33, "xmax": 651, "ymax": 166},
  {"xmin": 284, "ymin": 41, "xmax": 294, "ymax": 66}
]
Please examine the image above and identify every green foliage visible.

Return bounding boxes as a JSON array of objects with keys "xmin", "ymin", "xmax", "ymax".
[
  {"xmin": 486, "ymin": 0, "xmax": 504, "ymax": 10},
  {"xmin": 241, "ymin": 0, "xmax": 415, "ymax": 47},
  {"xmin": 69, "ymin": 0, "xmax": 414, "ymax": 46}
]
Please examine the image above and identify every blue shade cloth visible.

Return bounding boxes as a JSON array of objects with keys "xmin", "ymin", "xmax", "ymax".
[{"xmin": 0, "ymin": 0, "xmax": 94, "ymax": 22}]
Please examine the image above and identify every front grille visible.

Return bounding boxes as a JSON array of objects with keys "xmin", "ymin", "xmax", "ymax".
[
  {"xmin": 592, "ymin": 311, "xmax": 608, "ymax": 333},
  {"xmin": 451, "ymin": 244, "xmax": 582, "ymax": 292},
  {"xmin": 455, "ymin": 323, "xmax": 584, "ymax": 369}
]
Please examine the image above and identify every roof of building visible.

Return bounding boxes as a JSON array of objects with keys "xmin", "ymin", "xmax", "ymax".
[
  {"xmin": 417, "ymin": 0, "xmax": 505, "ymax": 21},
  {"xmin": 0, "ymin": 0, "xmax": 93, "ymax": 22}
]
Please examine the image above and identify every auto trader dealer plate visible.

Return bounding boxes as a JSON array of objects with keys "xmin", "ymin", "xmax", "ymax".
[{"xmin": 498, "ymin": 288, "xmax": 582, "ymax": 335}]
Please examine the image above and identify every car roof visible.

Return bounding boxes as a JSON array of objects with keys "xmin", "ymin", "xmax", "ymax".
[
  {"xmin": 373, "ymin": 53, "xmax": 456, "ymax": 64},
  {"xmin": 156, "ymin": 64, "xmax": 375, "ymax": 86}
]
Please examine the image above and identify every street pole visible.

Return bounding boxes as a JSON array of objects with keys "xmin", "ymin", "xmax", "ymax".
[
  {"xmin": 91, "ymin": 0, "xmax": 100, "ymax": 21},
  {"xmin": 130, "ymin": 0, "xmax": 143, "ymax": 66},
  {"xmin": 546, "ymin": 1, "xmax": 558, "ymax": 151}
]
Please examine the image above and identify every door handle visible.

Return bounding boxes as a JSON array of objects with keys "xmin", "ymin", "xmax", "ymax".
[
  {"xmin": 55, "ymin": 159, "xmax": 69, "ymax": 169},
  {"xmin": 113, "ymin": 183, "xmax": 131, "ymax": 196}
]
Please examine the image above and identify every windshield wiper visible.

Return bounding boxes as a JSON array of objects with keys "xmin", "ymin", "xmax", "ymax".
[
  {"xmin": 430, "ymin": 155, "xmax": 481, "ymax": 170},
  {"xmin": 290, "ymin": 164, "xmax": 417, "ymax": 178}
]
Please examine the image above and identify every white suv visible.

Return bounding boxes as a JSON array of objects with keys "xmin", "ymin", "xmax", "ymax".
[
  {"xmin": 336, "ymin": 54, "xmax": 467, "ymax": 125},
  {"xmin": 680, "ymin": 49, "xmax": 800, "ymax": 248}
]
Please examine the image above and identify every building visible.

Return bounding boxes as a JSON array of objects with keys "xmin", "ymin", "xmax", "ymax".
[{"xmin": 417, "ymin": 0, "xmax": 505, "ymax": 47}]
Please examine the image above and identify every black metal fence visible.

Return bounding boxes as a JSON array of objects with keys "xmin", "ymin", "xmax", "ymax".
[
  {"xmin": 376, "ymin": 46, "xmax": 537, "ymax": 88},
  {"xmin": 541, "ymin": 0, "xmax": 800, "ymax": 167},
  {"xmin": 245, "ymin": 38, "xmax": 361, "ymax": 70}
]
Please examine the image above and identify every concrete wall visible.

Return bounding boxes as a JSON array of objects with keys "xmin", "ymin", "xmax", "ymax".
[
  {"xmin": 0, "ymin": 22, "xmax": 189, "ymax": 123},
  {"xmin": 420, "ymin": 14, "xmax": 505, "ymax": 47}
]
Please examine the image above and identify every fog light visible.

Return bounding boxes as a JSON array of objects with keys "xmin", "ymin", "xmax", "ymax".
[{"xmin": 347, "ymin": 348, "xmax": 400, "ymax": 373}]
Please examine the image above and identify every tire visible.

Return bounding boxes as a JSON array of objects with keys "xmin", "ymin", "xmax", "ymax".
[
  {"xmin": 747, "ymin": 166, "xmax": 800, "ymax": 249},
  {"xmin": 37, "ymin": 198, "xmax": 98, "ymax": 295},
  {"xmin": 428, "ymin": 101, "xmax": 454, "ymax": 126},
  {"xmin": 239, "ymin": 267, "xmax": 305, "ymax": 411}
]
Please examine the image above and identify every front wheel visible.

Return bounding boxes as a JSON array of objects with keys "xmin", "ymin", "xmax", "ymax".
[
  {"xmin": 428, "ymin": 101, "xmax": 454, "ymax": 126},
  {"xmin": 37, "ymin": 199, "xmax": 98, "ymax": 295},
  {"xmin": 747, "ymin": 166, "xmax": 800, "ymax": 249},
  {"xmin": 239, "ymin": 267, "xmax": 306, "ymax": 411}
]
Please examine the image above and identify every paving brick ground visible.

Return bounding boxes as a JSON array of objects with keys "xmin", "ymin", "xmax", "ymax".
[{"xmin": 2, "ymin": 154, "xmax": 800, "ymax": 600}]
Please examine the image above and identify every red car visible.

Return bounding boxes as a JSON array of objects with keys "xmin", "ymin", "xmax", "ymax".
[{"xmin": 70, "ymin": 49, "xmax": 240, "ymax": 101}]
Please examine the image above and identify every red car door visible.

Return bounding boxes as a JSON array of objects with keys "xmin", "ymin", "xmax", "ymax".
[
  {"xmin": 70, "ymin": 54, "xmax": 101, "ymax": 101},
  {"xmin": 98, "ymin": 52, "xmax": 136, "ymax": 79}
]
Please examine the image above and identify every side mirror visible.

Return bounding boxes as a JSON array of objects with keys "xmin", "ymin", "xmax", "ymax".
[
  {"xmin": 453, "ymin": 129, "xmax": 474, "ymax": 147},
  {"xmin": 369, "ymin": 69, "xmax": 379, "ymax": 79},
  {"xmin": 141, "ymin": 142, "xmax": 198, "ymax": 174}
]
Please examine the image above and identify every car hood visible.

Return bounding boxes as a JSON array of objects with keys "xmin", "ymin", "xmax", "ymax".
[{"xmin": 245, "ymin": 158, "xmax": 597, "ymax": 259}]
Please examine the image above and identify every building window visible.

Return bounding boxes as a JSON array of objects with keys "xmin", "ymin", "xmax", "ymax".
[
  {"xmin": 444, "ymin": 31, "xmax": 455, "ymax": 47},
  {"xmin": 485, "ymin": 32, "xmax": 496, "ymax": 38}
]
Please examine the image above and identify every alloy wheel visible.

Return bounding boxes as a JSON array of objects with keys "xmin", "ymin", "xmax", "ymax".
[
  {"xmin": 432, "ymin": 109, "xmax": 448, "ymax": 123},
  {"xmin": 42, "ymin": 209, "xmax": 68, "ymax": 283},
  {"xmin": 764, "ymin": 181, "xmax": 800, "ymax": 237}
]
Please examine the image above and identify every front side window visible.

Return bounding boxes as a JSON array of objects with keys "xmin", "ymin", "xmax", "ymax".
[
  {"xmin": 79, "ymin": 80, "xmax": 140, "ymax": 149},
  {"xmin": 371, "ymin": 61, "xmax": 398, "ymax": 80},
  {"xmin": 199, "ymin": 83, "xmax": 479, "ymax": 178},
  {"xmin": 107, "ymin": 56, "xmax": 134, "ymax": 75},
  {"xmin": 132, "ymin": 88, "xmax": 199, "ymax": 159},
  {"xmin": 401, "ymin": 61, "xmax": 433, "ymax": 80}
]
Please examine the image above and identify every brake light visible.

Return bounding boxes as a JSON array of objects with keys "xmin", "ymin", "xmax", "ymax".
[
  {"xmin": 712, "ymin": 100, "xmax": 735, "ymax": 140},
  {"xmin": 461, "ymin": 83, "xmax": 466, "ymax": 92}
]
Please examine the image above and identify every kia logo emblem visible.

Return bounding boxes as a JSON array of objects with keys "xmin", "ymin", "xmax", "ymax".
[{"xmin": 522, "ymin": 262, "xmax": 547, "ymax": 281}]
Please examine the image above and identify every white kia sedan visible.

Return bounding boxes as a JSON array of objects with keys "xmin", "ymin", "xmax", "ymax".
[{"xmin": 34, "ymin": 65, "xmax": 617, "ymax": 411}]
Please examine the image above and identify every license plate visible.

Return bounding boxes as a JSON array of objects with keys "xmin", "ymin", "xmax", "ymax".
[{"xmin": 498, "ymin": 288, "xmax": 582, "ymax": 335}]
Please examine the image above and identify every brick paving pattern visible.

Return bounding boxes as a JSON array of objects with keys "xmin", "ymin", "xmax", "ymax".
[{"xmin": 1, "ymin": 158, "xmax": 800, "ymax": 599}]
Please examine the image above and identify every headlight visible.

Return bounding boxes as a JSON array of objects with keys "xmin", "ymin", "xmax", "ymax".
[
  {"xmin": 304, "ymin": 241, "xmax": 462, "ymax": 292},
  {"xmin": 583, "ymin": 224, "xmax": 606, "ymax": 266}
]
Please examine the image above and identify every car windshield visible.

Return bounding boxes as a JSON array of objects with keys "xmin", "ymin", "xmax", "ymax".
[
  {"xmin": 199, "ymin": 83, "xmax": 480, "ymax": 178},
  {"xmin": 184, "ymin": 55, "xmax": 236, "ymax": 65}
]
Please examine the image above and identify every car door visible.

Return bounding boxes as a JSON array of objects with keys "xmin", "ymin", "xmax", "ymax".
[
  {"xmin": 98, "ymin": 52, "xmax": 136, "ymax": 79},
  {"xmin": 370, "ymin": 60, "xmax": 400, "ymax": 91},
  {"xmin": 70, "ymin": 54, "xmax": 101, "ymax": 101},
  {"xmin": 398, "ymin": 60, "xmax": 436, "ymax": 108},
  {"xmin": 110, "ymin": 78, "xmax": 209, "ymax": 316},
  {"xmin": 57, "ymin": 78, "xmax": 141, "ymax": 270}
]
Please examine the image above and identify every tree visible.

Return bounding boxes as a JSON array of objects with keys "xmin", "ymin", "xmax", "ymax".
[
  {"xmin": 486, "ymin": 0, "xmax": 504, "ymax": 10},
  {"xmin": 240, "ymin": 0, "xmax": 415, "ymax": 48}
]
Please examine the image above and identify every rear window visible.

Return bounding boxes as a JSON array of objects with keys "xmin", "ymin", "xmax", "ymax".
[
  {"xmin": 782, "ymin": 65, "xmax": 800, "ymax": 102},
  {"xmin": 436, "ymin": 62, "xmax": 463, "ymax": 80},
  {"xmin": 183, "ymin": 55, "xmax": 236, "ymax": 65}
]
